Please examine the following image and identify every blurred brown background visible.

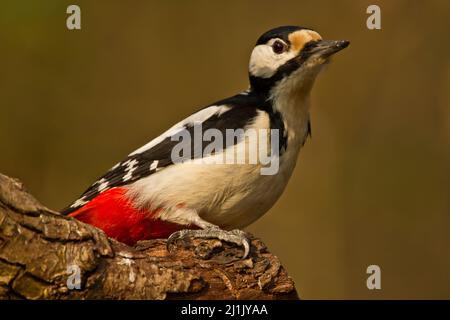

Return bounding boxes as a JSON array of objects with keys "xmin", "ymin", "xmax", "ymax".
[{"xmin": 1, "ymin": 0, "xmax": 449, "ymax": 299}]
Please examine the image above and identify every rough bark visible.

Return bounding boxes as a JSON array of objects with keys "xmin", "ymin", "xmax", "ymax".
[{"xmin": 0, "ymin": 173, "xmax": 298, "ymax": 300}]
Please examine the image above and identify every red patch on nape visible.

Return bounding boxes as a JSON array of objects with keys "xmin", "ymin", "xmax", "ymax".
[{"xmin": 68, "ymin": 187, "xmax": 185, "ymax": 245}]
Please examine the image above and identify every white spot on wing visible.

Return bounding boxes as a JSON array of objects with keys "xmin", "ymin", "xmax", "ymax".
[
  {"xmin": 70, "ymin": 197, "xmax": 88, "ymax": 208},
  {"xmin": 122, "ymin": 159, "xmax": 139, "ymax": 181},
  {"xmin": 110, "ymin": 163, "xmax": 120, "ymax": 170},
  {"xmin": 150, "ymin": 160, "xmax": 158, "ymax": 171},
  {"xmin": 98, "ymin": 180, "xmax": 109, "ymax": 192}
]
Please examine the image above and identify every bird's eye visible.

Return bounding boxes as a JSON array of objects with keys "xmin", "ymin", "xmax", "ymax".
[{"xmin": 272, "ymin": 40, "xmax": 287, "ymax": 54}]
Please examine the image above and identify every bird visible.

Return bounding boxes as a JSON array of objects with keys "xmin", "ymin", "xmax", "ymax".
[{"xmin": 62, "ymin": 26, "xmax": 349, "ymax": 258}]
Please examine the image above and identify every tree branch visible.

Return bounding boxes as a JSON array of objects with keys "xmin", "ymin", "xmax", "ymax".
[{"xmin": 0, "ymin": 173, "xmax": 299, "ymax": 299}]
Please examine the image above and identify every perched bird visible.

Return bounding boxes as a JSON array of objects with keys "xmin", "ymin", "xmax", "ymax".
[{"xmin": 62, "ymin": 26, "xmax": 349, "ymax": 258}]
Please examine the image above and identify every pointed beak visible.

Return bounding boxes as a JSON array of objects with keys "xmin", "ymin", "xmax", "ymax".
[{"xmin": 311, "ymin": 40, "xmax": 350, "ymax": 58}]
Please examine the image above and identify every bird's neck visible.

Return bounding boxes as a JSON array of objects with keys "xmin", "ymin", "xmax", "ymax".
[
  {"xmin": 274, "ymin": 93, "xmax": 310, "ymax": 147},
  {"xmin": 249, "ymin": 67, "xmax": 319, "ymax": 133},
  {"xmin": 270, "ymin": 79, "xmax": 313, "ymax": 146}
]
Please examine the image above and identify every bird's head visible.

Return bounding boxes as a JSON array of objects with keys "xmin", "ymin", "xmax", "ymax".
[{"xmin": 249, "ymin": 26, "xmax": 349, "ymax": 98}]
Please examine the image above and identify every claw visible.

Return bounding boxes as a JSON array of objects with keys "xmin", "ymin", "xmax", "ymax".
[
  {"xmin": 166, "ymin": 229, "xmax": 191, "ymax": 250},
  {"xmin": 166, "ymin": 228, "xmax": 250, "ymax": 258}
]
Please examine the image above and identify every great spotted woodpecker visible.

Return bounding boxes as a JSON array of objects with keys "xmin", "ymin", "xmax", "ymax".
[{"xmin": 62, "ymin": 26, "xmax": 349, "ymax": 258}]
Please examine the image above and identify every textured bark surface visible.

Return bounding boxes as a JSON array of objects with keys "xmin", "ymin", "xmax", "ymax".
[{"xmin": 0, "ymin": 173, "xmax": 299, "ymax": 300}]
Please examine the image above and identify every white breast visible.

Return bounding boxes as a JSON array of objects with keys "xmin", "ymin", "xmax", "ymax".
[{"xmin": 126, "ymin": 97, "xmax": 310, "ymax": 229}]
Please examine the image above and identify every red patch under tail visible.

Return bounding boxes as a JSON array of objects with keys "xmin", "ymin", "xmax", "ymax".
[{"xmin": 68, "ymin": 187, "xmax": 185, "ymax": 245}]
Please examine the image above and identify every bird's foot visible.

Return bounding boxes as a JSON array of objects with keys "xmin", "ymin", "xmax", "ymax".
[{"xmin": 167, "ymin": 228, "xmax": 250, "ymax": 259}]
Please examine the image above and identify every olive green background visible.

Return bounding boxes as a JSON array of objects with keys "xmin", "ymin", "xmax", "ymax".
[{"xmin": 1, "ymin": 1, "xmax": 449, "ymax": 299}]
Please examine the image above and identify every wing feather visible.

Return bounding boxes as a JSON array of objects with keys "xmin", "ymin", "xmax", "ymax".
[{"xmin": 61, "ymin": 99, "xmax": 260, "ymax": 215}]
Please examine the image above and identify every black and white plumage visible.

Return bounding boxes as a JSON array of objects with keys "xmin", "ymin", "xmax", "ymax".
[
  {"xmin": 62, "ymin": 26, "xmax": 349, "ymax": 256},
  {"xmin": 62, "ymin": 94, "xmax": 291, "ymax": 214}
]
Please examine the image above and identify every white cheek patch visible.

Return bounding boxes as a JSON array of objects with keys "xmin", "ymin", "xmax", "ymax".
[{"xmin": 249, "ymin": 44, "xmax": 296, "ymax": 79}]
